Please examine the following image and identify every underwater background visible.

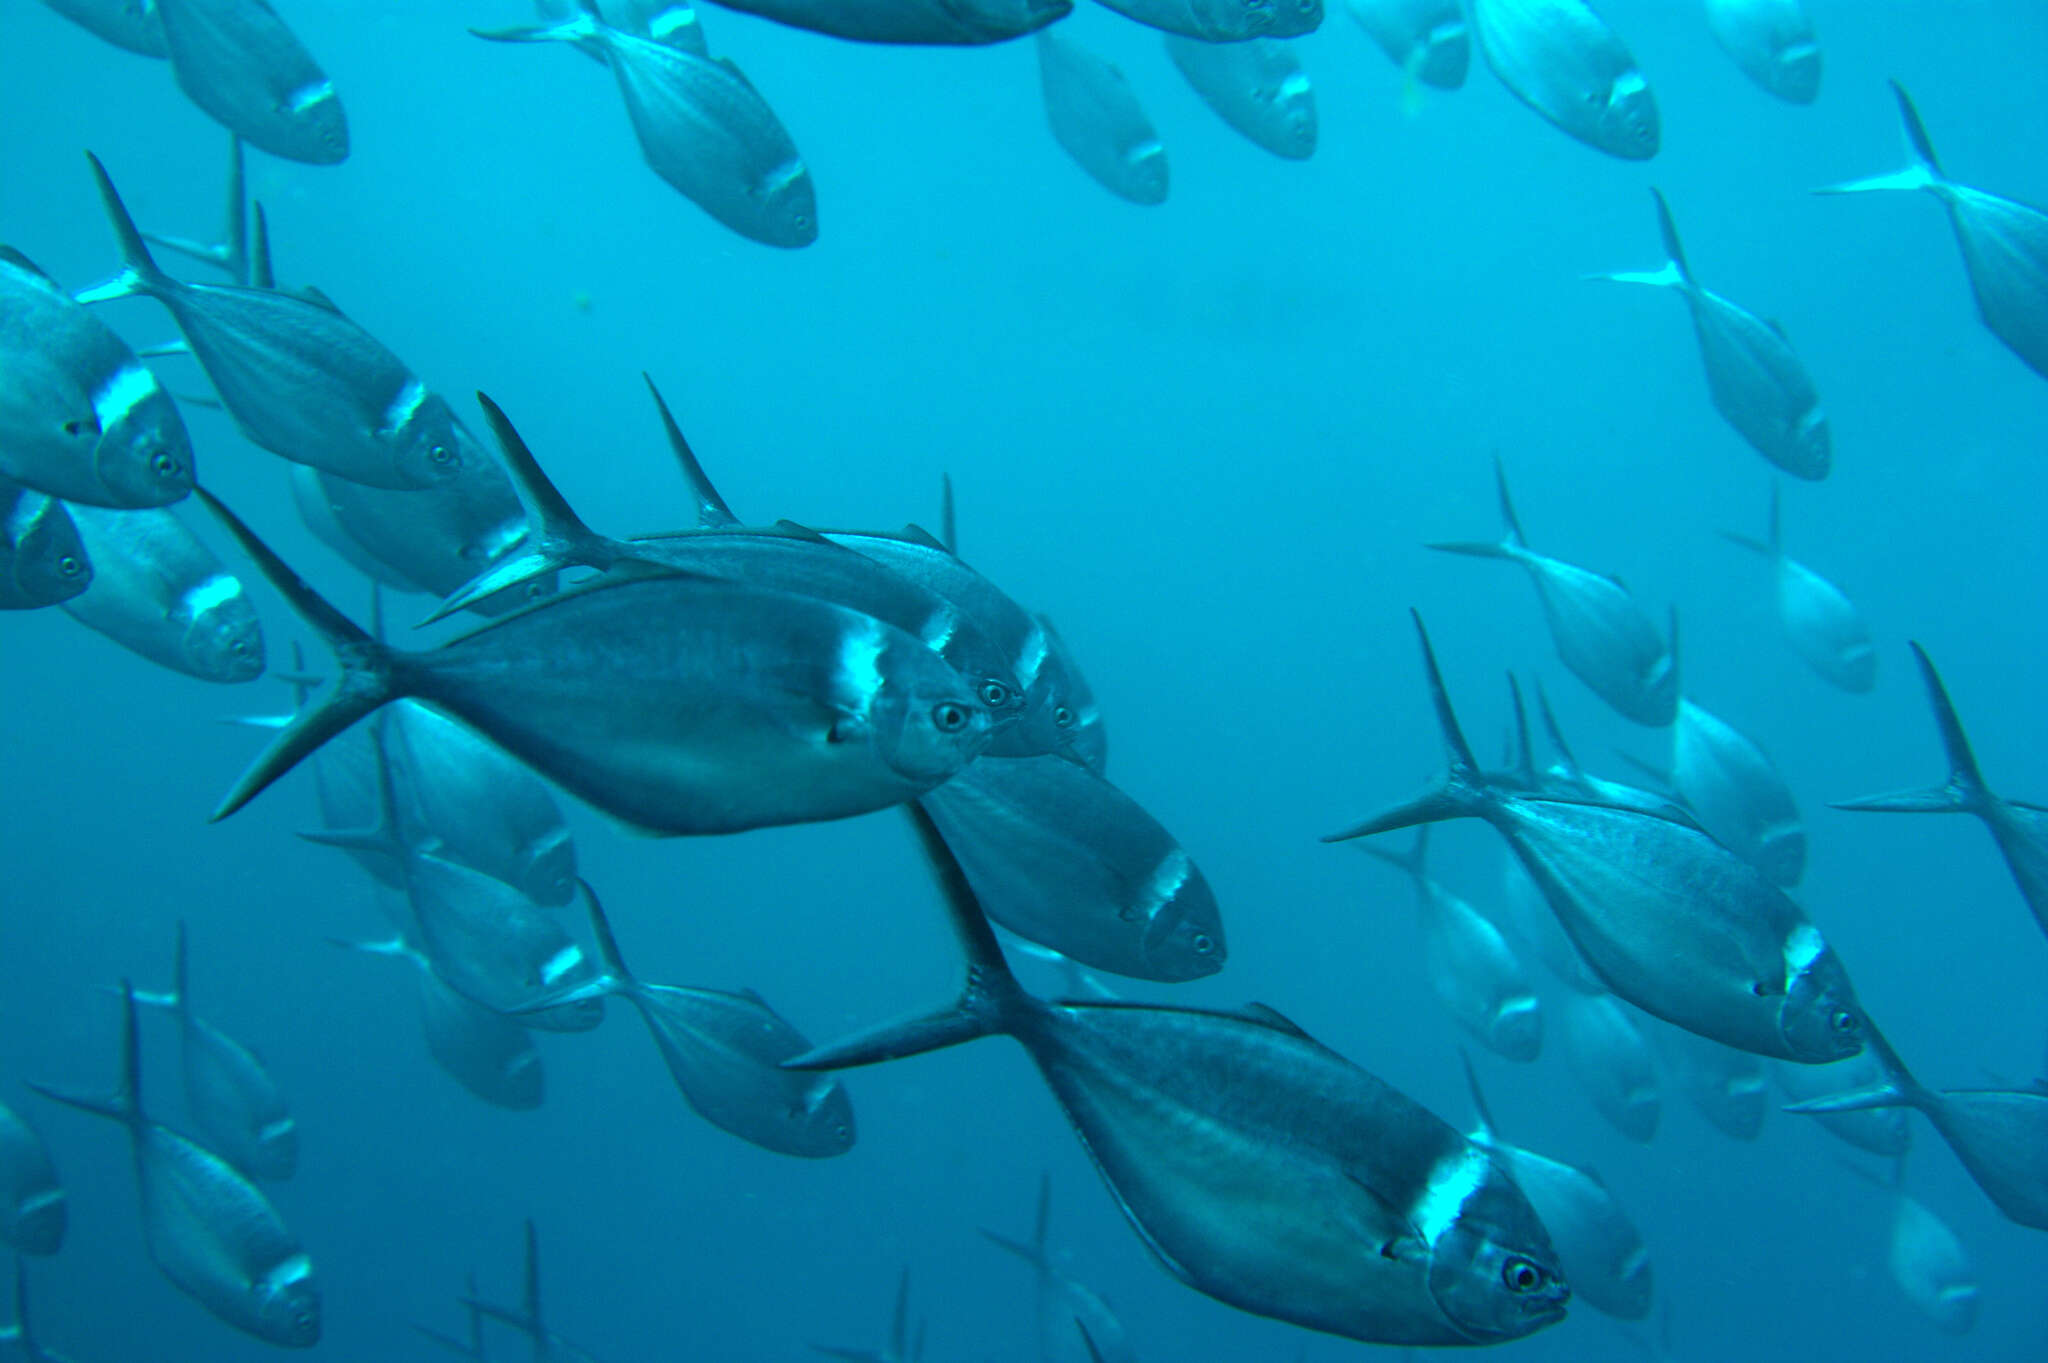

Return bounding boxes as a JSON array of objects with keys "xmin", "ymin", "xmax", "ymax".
[{"xmin": 2, "ymin": 0, "xmax": 2043, "ymax": 1358}]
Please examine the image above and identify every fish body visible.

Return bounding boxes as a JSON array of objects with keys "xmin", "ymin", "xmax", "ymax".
[
  {"xmin": 0, "ymin": 248, "xmax": 194, "ymax": 508},
  {"xmin": 981, "ymin": 1176, "xmax": 1134, "ymax": 1363},
  {"xmin": 1721, "ymin": 485, "xmax": 1874, "ymax": 692},
  {"xmin": 1592, "ymin": 189, "xmax": 1829, "ymax": 479},
  {"xmin": 1559, "ymin": 991, "xmax": 1660, "ymax": 1142},
  {"xmin": 1036, "ymin": 31, "xmax": 1168, "ymax": 206},
  {"xmin": 538, "ymin": 0, "xmax": 709, "ymax": 54},
  {"xmin": 42, "ymin": 0, "xmax": 169, "ymax": 56},
  {"xmin": 921, "ymin": 753, "xmax": 1224, "ymax": 982},
  {"xmin": 333, "ymin": 934, "xmax": 545, "ymax": 1110},
  {"xmin": 715, "ymin": 0, "xmax": 1065, "ymax": 44},
  {"xmin": 1495, "ymin": 852, "xmax": 1604, "ymax": 995},
  {"xmin": 1884, "ymin": 1184, "xmax": 1979, "ymax": 1333},
  {"xmin": 1646, "ymin": 1017, "xmax": 1767, "ymax": 1141},
  {"xmin": 1667, "ymin": 697, "xmax": 1805, "ymax": 888},
  {"xmin": 153, "ymin": 0, "xmax": 346, "ymax": 162},
  {"xmin": 0, "ymin": 481, "xmax": 92, "ymax": 609},
  {"xmin": 1162, "ymin": 36, "xmax": 1316, "ymax": 161},
  {"xmin": 1099, "ymin": 0, "xmax": 1320, "ymax": 42},
  {"xmin": 60, "ymin": 502, "xmax": 263, "ymax": 682},
  {"xmin": 0, "ymin": 1103, "xmax": 66, "ymax": 1256},
  {"xmin": 1469, "ymin": 0, "xmax": 1657, "ymax": 159},
  {"xmin": 1345, "ymin": 0, "xmax": 1467, "ymax": 87},
  {"xmin": 1702, "ymin": 0, "xmax": 1818, "ymax": 103}
]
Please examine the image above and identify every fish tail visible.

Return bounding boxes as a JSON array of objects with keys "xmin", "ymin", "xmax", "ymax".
[
  {"xmin": 1491, "ymin": 453, "xmax": 1526, "ymax": 549},
  {"xmin": 521, "ymin": 1220, "xmax": 542, "ymax": 1342},
  {"xmin": 1355, "ymin": 825, "xmax": 1430, "ymax": 881},
  {"xmin": 75, "ymin": 153, "xmax": 170, "ymax": 305},
  {"xmin": 1890, "ymin": 80, "xmax": 1946, "ymax": 179},
  {"xmin": 325, "ymin": 935, "xmax": 411, "ymax": 960},
  {"xmin": 644, "ymin": 374, "xmax": 740, "ymax": 528},
  {"xmin": 784, "ymin": 807, "xmax": 1026, "ymax": 1072},
  {"xmin": 1458, "ymin": 1048, "xmax": 1497, "ymax": 1139},
  {"xmin": 1322, "ymin": 611, "xmax": 1489, "ymax": 842},
  {"xmin": 579, "ymin": 877, "xmax": 637, "ymax": 988},
  {"xmin": 250, "ymin": 201, "xmax": 276, "ymax": 290},
  {"xmin": 1582, "ymin": 264, "xmax": 1685, "ymax": 290},
  {"xmin": 468, "ymin": 12, "xmax": 600, "ymax": 46},
  {"xmin": 977, "ymin": 1177, "xmax": 1053, "ymax": 1270},
  {"xmin": 1649, "ymin": 187, "xmax": 1692, "ymax": 283},
  {"xmin": 193, "ymin": 487, "xmax": 403, "ymax": 821},
  {"xmin": 1532, "ymin": 677, "xmax": 1579, "ymax": 772},
  {"xmin": 1814, "ymin": 83, "xmax": 1942, "ymax": 196},
  {"xmin": 28, "ymin": 982, "xmax": 145, "ymax": 1128},
  {"xmin": 1718, "ymin": 484, "xmax": 1779, "ymax": 557},
  {"xmin": 1834, "ymin": 643, "xmax": 1985, "ymax": 814},
  {"xmin": 1782, "ymin": 1081, "xmax": 1908, "ymax": 1116}
]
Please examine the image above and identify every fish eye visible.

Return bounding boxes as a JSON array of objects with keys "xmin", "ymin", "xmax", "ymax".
[
  {"xmin": 1054, "ymin": 705, "xmax": 1076, "ymax": 729},
  {"xmin": 1830, "ymin": 1008, "xmax": 1858, "ymax": 1035},
  {"xmin": 232, "ymin": 640, "xmax": 253, "ymax": 658},
  {"xmin": 428, "ymin": 442, "xmax": 453, "ymax": 465},
  {"xmin": 1501, "ymin": 1258, "xmax": 1544, "ymax": 1294},
  {"xmin": 978, "ymin": 680, "xmax": 1011, "ymax": 708},
  {"xmin": 793, "ymin": 213, "xmax": 812, "ymax": 232},
  {"xmin": 932, "ymin": 702, "xmax": 970, "ymax": 733},
  {"xmin": 1191, "ymin": 933, "xmax": 1215, "ymax": 956},
  {"xmin": 833, "ymin": 1123, "xmax": 850, "ymax": 1142},
  {"xmin": 57, "ymin": 555, "xmax": 84, "ymax": 577},
  {"xmin": 152, "ymin": 451, "xmax": 179, "ymax": 476}
]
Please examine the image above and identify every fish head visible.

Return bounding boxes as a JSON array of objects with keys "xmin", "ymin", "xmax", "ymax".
[
  {"xmin": 94, "ymin": 370, "xmax": 195, "ymax": 507},
  {"xmin": 1484, "ymin": 994, "xmax": 1543, "ymax": 1063},
  {"xmin": 178, "ymin": 573, "xmax": 266, "ymax": 682},
  {"xmin": 1136, "ymin": 848, "xmax": 1227, "ymax": 980},
  {"xmin": 1424, "ymin": 1161, "xmax": 1570, "ymax": 1342},
  {"xmin": 1767, "ymin": 37, "xmax": 1822, "ymax": 105},
  {"xmin": 1269, "ymin": 72, "xmax": 1318, "ymax": 160},
  {"xmin": 517, "ymin": 828, "xmax": 580, "ymax": 908},
  {"xmin": 1593, "ymin": 69, "xmax": 1659, "ymax": 162},
  {"xmin": 755, "ymin": 159, "xmax": 818, "ymax": 249},
  {"xmin": 784, "ymin": 1075, "xmax": 857, "ymax": 1157},
  {"xmin": 8, "ymin": 1185, "xmax": 66, "ymax": 1256},
  {"xmin": 1777, "ymin": 934, "xmax": 1865, "ymax": 1063},
  {"xmin": 270, "ymin": 75, "xmax": 350, "ymax": 165},
  {"xmin": 7, "ymin": 493, "xmax": 93, "ymax": 607},
  {"xmin": 1121, "ymin": 140, "xmax": 1169, "ymax": 207},
  {"xmin": 251, "ymin": 1251, "xmax": 321, "ymax": 1346},
  {"xmin": 384, "ymin": 386, "xmax": 465, "ymax": 489}
]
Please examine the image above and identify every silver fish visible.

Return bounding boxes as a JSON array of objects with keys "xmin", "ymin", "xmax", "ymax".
[
  {"xmin": 1835, "ymin": 643, "xmax": 2048, "ymax": 947},
  {"xmin": 1036, "ymin": 30, "xmax": 1168, "ymax": 207},
  {"xmin": 538, "ymin": 0, "xmax": 708, "ymax": 54},
  {"xmin": 1461, "ymin": 1054, "xmax": 1652, "ymax": 1320},
  {"xmin": 921, "ymin": 754, "xmax": 1225, "ymax": 983},
  {"xmin": 1559, "ymin": 991, "xmax": 1661, "ymax": 1143},
  {"xmin": 1469, "ymin": 0, "xmax": 1657, "ymax": 159},
  {"xmin": 981, "ymin": 1176, "xmax": 1134, "ymax": 1363},
  {"xmin": 559, "ymin": 879, "xmax": 855, "ymax": 1157},
  {"xmin": 475, "ymin": 11, "xmax": 816, "ymax": 248},
  {"xmin": 1428, "ymin": 459, "xmax": 1675, "ymax": 726},
  {"xmin": 1702, "ymin": 0, "xmax": 1818, "ymax": 104},
  {"xmin": 153, "ymin": 0, "xmax": 346, "ymax": 163},
  {"xmin": 1162, "ymin": 36, "xmax": 1316, "ymax": 161},
  {"xmin": 332, "ymin": 932, "xmax": 546, "ymax": 1111},
  {"xmin": 132, "ymin": 922, "xmax": 298, "ymax": 1181},
  {"xmin": 707, "ymin": 0, "xmax": 1064, "ymax": 44},
  {"xmin": 789, "ymin": 807, "xmax": 1571, "ymax": 1347},
  {"xmin": 0, "ymin": 480, "xmax": 92, "ymax": 609},
  {"xmin": 0, "ymin": 1103, "xmax": 65, "ymax": 1256},
  {"xmin": 29, "ymin": 986, "xmax": 318, "ymax": 1346},
  {"xmin": 60, "ymin": 502, "xmax": 263, "ymax": 682},
  {"xmin": 202, "ymin": 489, "xmax": 994, "ymax": 835},
  {"xmin": 1665, "ymin": 696, "xmax": 1804, "ymax": 888},
  {"xmin": 1527, "ymin": 678, "xmax": 1688, "ymax": 821},
  {"xmin": 1884, "ymin": 1183, "xmax": 1980, "ymax": 1334},
  {"xmin": 1720, "ymin": 485, "xmax": 1874, "ymax": 692},
  {"xmin": 41, "ymin": 0, "xmax": 168, "ymax": 56},
  {"xmin": 79, "ymin": 156, "xmax": 462, "ymax": 491},
  {"xmin": 0, "ymin": 247, "xmax": 194, "ymax": 508},
  {"xmin": 1360, "ymin": 828, "xmax": 1542, "ymax": 1062},
  {"xmin": 1591, "ymin": 189, "xmax": 1829, "ymax": 480},
  {"xmin": 1496, "ymin": 851, "xmax": 1604, "ymax": 996},
  {"xmin": 1645, "ymin": 1016, "xmax": 1768, "ymax": 1142},
  {"xmin": 1346, "ymin": 0, "xmax": 1468, "ymax": 88},
  {"xmin": 1325, "ymin": 613, "xmax": 1866, "ymax": 1064},
  {"xmin": 1098, "ymin": 0, "xmax": 1321, "ymax": 42},
  {"xmin": 1773, "ymin": 1051, "xmax": 1908, "ymax": 1158},
  {"xmin": 814, "ymin": 1267, "xmax": 923, "ymax": 1363},
  {"xmin": 465, "ymin": 1222, "xmax": 610, "ymax": 1363},
  {"xmin": 1819, "ymin": 82, "xmax": 2048, "ymax": 382}
]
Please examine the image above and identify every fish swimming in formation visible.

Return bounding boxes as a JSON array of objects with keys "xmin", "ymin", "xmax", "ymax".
[
  {"xmin": 1774, "ymin": 1050, "xmax": 1908, "ymax": 1159},
  {"xmin": 1645, "ymin": 1016, "xmax": 1768, "ymax": 1142},
  {"xmin": 813, "ymin": 1266, "xmax": 924, "ymax": 1363},
  {"xmin": 1819, "ymin": 81, "xmax": 2048, "ymax": 383},
  {"xmin": 475, "ymin": 8, "xmax": 817, "ymax": 248},
  {"xmin": 539, "ymin": 0, "xmax": 710, "ymax": 54},
  {"xmin": 1461, "ymin": 1054, "xmax": 1653, "ymax": 1320},
  {"xmin": 789, "ymin": 806, "xmax": 1570, "ymax": 1347},
  {"xmin": 59, "ymin": 502, "xmax": 264, "ymax": 682},
  {"xmin": 1100, "ymin": 0, "xmax": 1321, "ymax": 42},
  {"xmin": 1558, "ymin": 991, "xmax": 1661, "ymax": 1143},
  {"xmin": 1525, "ymin": 678, "xmax": 1687, "ymax": 822},
  {"xmin": 1702, "ymin": 0, "xmax": 1819, "ymax": 104},
  {"xmin": 1468, "ymin": 0, "xmax": 1657, "ymax": 160},
  {"xmin": 29, "ymin": 985, "xmax": 319, "ymax": 1346},
  {"xmin": 981, "ymin": 1175, "xmax": 1135, "ymax": 1363},
  {"xmin": 131, "ymin": 922, "xmax": 298, "ymax": 1181},
  {"xmin": 1162, "ymin": 36, "xmax": 1316, "ymax": 162},
  {"xmin": 703, "ymin": 0, "xmax": 1064, "ymax": 45},
  {"xmin": 1036, "ymin": 30, "xmax": 1168, "ymax": 207},
  {"xmin": 79, "ymin": 155, "xmax": 463, "ymax": 492},
  {"xmin": 1838, "ymin": 1157, "xmax": 1979, "ymax": 1335},
  {"xmin": 1720, "ymin": 484, "xmax": 1875, "ymax": 693},
  {"xmin": 41, "ymin": 0, "xmax": 169, "ymax": 57},
  {"xmin": 1835, "ymin": 643, "xmax": 2047, "ymax": 948},
  {"xmin": 0, "ymin": 1101, "xmax": 66, "ymax": 1256},
  {"xmin": 1346, "ymin": 0, "xmax": 1468, "ymax": 89},
  {"xmin": 464, "ymin": 1221, "xmax": 610, "ymax": 1363},
  {"xmin": 1428, "ymin": 458, "xmax": 1675, "ymax": 726},
  {"xmin": 1325, "ymin": 613, "xmax": 1866, "ymax": 1064},
  {"xmin": 0, "ymin": 480, "xmax": 91, "ymax": 610},
  {"xmin": 1358, "ymin": 827, "xmax": 1543, "ymax": 1062},
  {"xmin": 152, "ymin": 0, "xmax": 347, "ymax": 163},
  {"xmin": 0, "ymin": 246, "xmax": 194, "ymax": 508},
  {"xmin": 1591, "ymin": 188, "xmax": 1830, "ymax": 480}
]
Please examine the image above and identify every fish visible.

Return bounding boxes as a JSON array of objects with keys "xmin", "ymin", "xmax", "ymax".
[
  {"xmin": 702, "ymin": 0, "xmax": 1064, "ymax": 44},
  {"xmin": 59, "ymin": 502, "xmax": 264, "ymax": 682},
  {"xmin": 1345, "ymin": 0, "xmax": 1468, "ymax": 89},
  {"xmin": 1839, "ymin": 1159, "xmax": 1979, "ymax": 1334},
  {"xmin": 1324, "ymin": 613, "xmax": 1866, "ymax": 1064},
  {"xmin": 1526, "ymin": 678, "xmax": 1689, "ymax": 822},
  {"xmin": 1468, "ymin": 0, "xmax": 1657, "ymax": 160},
  {"xmin": 78, "ymin": 156, "xmax": 463, "ymax": 492},
  {"xmin": 1818, "ymin": 81, "xmax": 2048, "ymax": 382},
  {"xmin": 464, "ymin": 1221, "xmax": 609, "ymax": 1363},
  {"xmin": 538, "ymin": 0, "xmax": 709, "ymax": 54},
  {"xmin": 131, "ymin": 922, "xmax": 298, "ymax": 1181},
  {"xmin": 787, "ymin": 806, "xmax": 1570, "ymax": 1347},
  {"xmin": 414, "ymin": 1270, "xmax": 494, "ymax": 1360},
  {"xmin": 813, "ymin": 1267, "xmax": 922, "ymax": 1363},
  {"xmin": 0, "ymin": 479, "xmax": 92, "ymax": 609},
  {"xmin": 921, "ymin": 754, "xmax": 1225, "ymax": 982},
  {"xmin": 40, "ymin": 0, "xmax": 169, "ymax": 57},
  {"xmin": 0, "ymin": 246, "xmax": 194, "ymax": 508},
  {"xmin": 1720, "ymin": 484, "xmax": 1875, "ymax": 692},
  {"xmin": 1660, "ymin": 696, "xmax": 1804, "ymax": 888},
  {"xmin": 1036, "ymin": 30, "xmax": 1168, "ymax": 207},
  {"xmin": 1096, "ymin": 0, "xmax": 1321, "ymax": 42},
  {"xmin": 1358, "ymin": 828, "xmax": 1543, "ymax": 1062},
  {"xmin": 1161, "ymin": 36, "xmax": 1316, "ymax": 162},
  {"xmin": 1784, "ymin": 1019, "xmax": 2048, "ymax": 1230},
  {"xmin": 983, "ymin": 1176, "xmax": 1134, "ymax": 1363},
  {"xmin": 141, "ymin": 133, "xmax": 253, "ymax": 286},
  {"xmin": 152, "ymin": 0, "xmax": 346, "ymax": 163},
  {"xmin": 1835, "ymin": 643, "xmax": 2047, "ymax": 947},
  {"xmin": 332, "ymin": 932, "xmax": 546, "ymax": 1111},
  {"xmin": 1427, "ymin": 458, "xmax": 1675, "ymax": 726},
  {"xmin": 0, "ymin": 1101, "xmax": 66, "ymax": 1256},
  {"xmin": 556, "ymin": 878, "xmax": 856, "ymax": 1157},
  {"xmin": 1644, "ymin": 1016, "xmax": 1768, "ymax": 1142},
  {"xmin": 1590, "ymin": 189, "xmax": 1829, "ymax": 480},
  {"xmin": 198, "ymin": 488, "xmax": 995, "ymax": 835},
  {"xmin": 1702, "ymin": 0, "xmax": 1819, "ymax": 104},
  {"xmin": 0, "ymin": 1261, "xmax": 83, "ymax": 1363},
  {"xmin": 1558, "ymin": 991, "xmax": 1661, "ymax": 1143},
  {"xmin": 28, "ymin": 985, "xmax": 319, "ymax": 1346},
  {"xmin": 1495, "ymin": 851, "xmax": 1604, "ymax": 996},
  {"xmin": 1773, "ymin": 1051, "xmax": 1909, "ymax": 1159},
  {"xmin": 473, "ymin": 10, "xmax": 816, "ymax": 248},
  {"xmin": 1460, "ymin": 1054, "xmax": 1653, "ymax": 1320}
]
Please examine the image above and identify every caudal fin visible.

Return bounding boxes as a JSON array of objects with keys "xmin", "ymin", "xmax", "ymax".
[
  {"xmin": 1649, "ymin": 187, "xmax": 1692, "ymax": 284},
  {"xmin": 979, "ymin": 1172, "xmax": 1053, "ymax": 1271},
  {"xmin": 142, "ymin": 132, "xmax": 248, "ymax": 285},
  {"xmin": 469, "ymin": 11, "xmax": 601, "ymax": 47},
  {"xmin": 577, "ymin": 877, "xmax": 636, "ymax": 996},
  {"xmin": 1322, "ymin": 611, "xmax": 1490, "ymax": 842},
  {"xmin": 1460, "ymin": 1048, "xmax": 1499, "ymax": 1141},
  {"xmin": 644, "ymin": 374, "xmax": 740, "ymax": 528},
  {"xmin": 28, "ymin": 982, "xmax": 145, "ymax": 1128},
  {"xmin": 1426, "ymin": 455, "xmax": 1527, "ymax": 560},
  {"xmin": 195, "ymin": 487, "xmax": 401, "ymax": 820},
  {"xmin": 1718, "ymin": 483, "xmax": 1779, "ymax": 558},
  {"xmin": 1783, "ymin": 1016, "xmax": 1924, "ymax": 1115},
  {"xmin": 74, "ymin": 152, "xmax": 171, "ymax": 304},
  {"xmin": 1814, "ymin": 80, "xmax": 1942, "ymax": 195},
  {"xmin": 1833, "ymin": 642, "xmax": 1985, "ymax": 814},
  {"xmin": 1583, "ymin": 193, "xmax": 1688, "ymax": 291}
]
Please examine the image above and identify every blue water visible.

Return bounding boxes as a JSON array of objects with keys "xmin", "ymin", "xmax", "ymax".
[{"xmin": 3, "ymin": 1, "xmax": 2044, "ymax": 1358}]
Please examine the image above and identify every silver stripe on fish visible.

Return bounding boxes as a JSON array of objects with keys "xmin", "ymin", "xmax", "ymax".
[
  {"xmin": 1016, "ymin": 623, "xmax": 1049, "ymax": 689},
  {"xmin": 1412, "ymin": 1145, "xmax": 1491, "ymax": 1250},
  {"xmin": 837, "ymin": 616, "xmax": 886, "ymax": 709},
  {"xmin": 920, "ymin": 606, "xmax": 959, "ymax": 655},
  {"xmin": 379, "ymin": 378, "xmax": 429, "ymax": 437},
  {"xmin": 1124, "ymin": 141, "xmax": 1166, "ymax": 169},
  {"xmin": 260, "ymin": 1252, "xmax": 314, "ymax": 1294},
  {"xmin": 258, "ymin": 1117, "xmax": 296, "ymax": 1144},
  {"xmin": 1140, "ymin": 848, "xmax": 1192, "ymax": 926},
  {"xmin": 1783, "ymin": 921, "xmax": 1827, "ymax": 977},
  {"xmin": 15, "ymin": 1189, "xmax": 65, "ymax": 1216},
  {"xmin": 183, "ymin": 573, "xmax": 244, "ymax": 618},
  {"xmin": 287, "ymin": 80, "xmax": 336, "ymax": 115},
  {"xmin": 1609, "ymin": 71, "xmax": 1649, "ymax": 102},
  {"xmin": 1276, "ymin": 72, "xmax": 1312, "ymax": 102},
  {"xmin": 539, "ymin": 944, "xmax": 585, "ymax": 987},
  {"xmin": 91, "ymin": 361, "xmax": 162, "ymax": 432}
]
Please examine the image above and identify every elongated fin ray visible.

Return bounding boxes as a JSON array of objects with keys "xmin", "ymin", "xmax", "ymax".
[
  {"xmin": 643, "ymin": 374, "xmax": 739, "ymax": 528},
  {"xmin": 1650, "ymin": 187, "xmax": 1690, "ymax": 283},
  {"xmin": 1835, "ymin": 643, "xmax": 1984, "ymax": 814},
  {"xmin": 1322, "ymin": 611, "xmax": 1488, "ymax": 842}
]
